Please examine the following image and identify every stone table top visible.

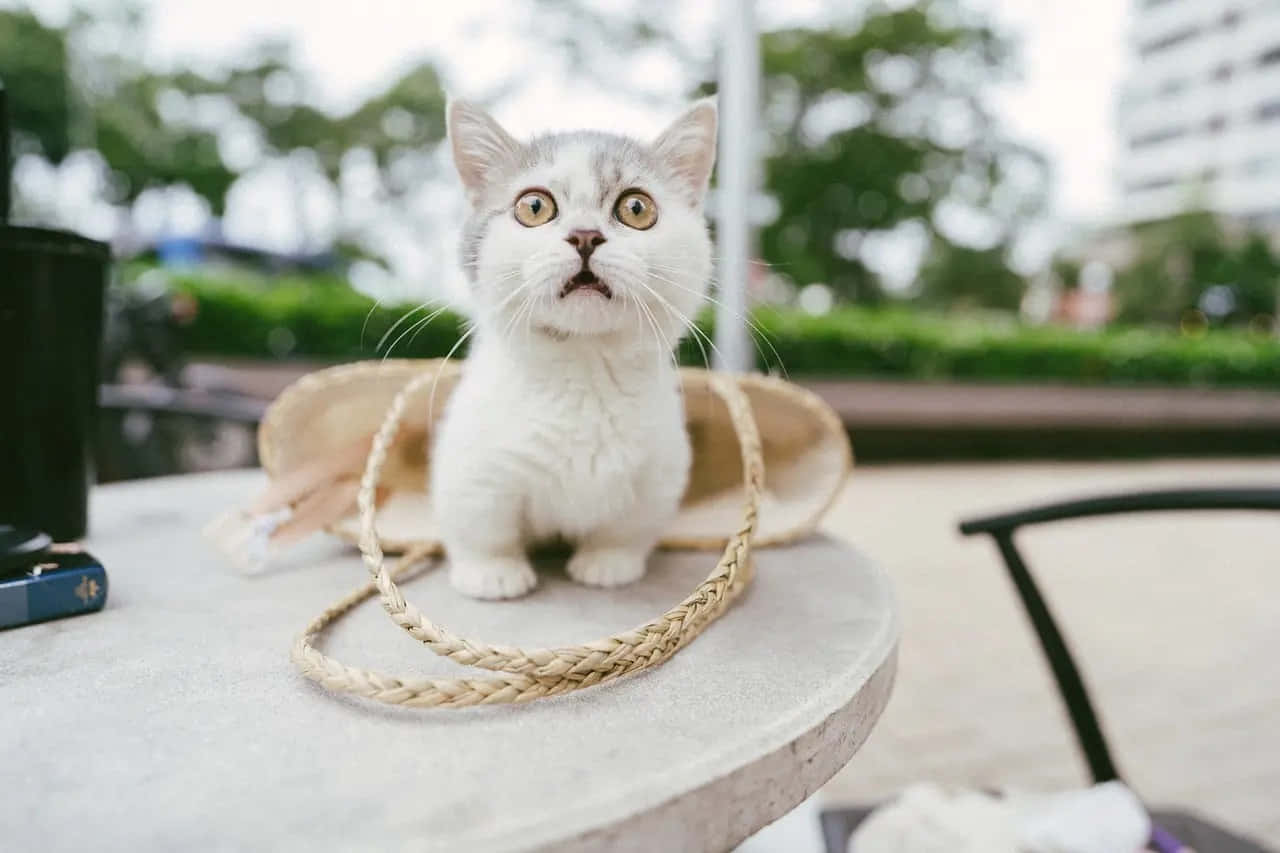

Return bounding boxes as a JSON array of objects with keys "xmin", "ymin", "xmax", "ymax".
[{"xmin": 2, "ymin": 470, "xmax": 897, "ymax": 853}]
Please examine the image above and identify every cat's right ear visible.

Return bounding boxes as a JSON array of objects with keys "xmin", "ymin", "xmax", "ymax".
[{"xmin": 448, "ymin": 100, "xmax": 523, "ymax": 202}]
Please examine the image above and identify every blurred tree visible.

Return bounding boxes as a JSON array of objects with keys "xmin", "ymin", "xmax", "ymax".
[
  {"xmin": 1, "ymin": 4, "xmax": 448, "ymax": 268},
  {"xmin": 0, "ymin": 8, "xmax": 71, "ymax": 162},
  {"xmin": 748, "ymin": 5, "xmax": 1048, "ymax": 305},
  {"xmin": 536, "ymin": 0, "xmax": 1046, "ymax": 308},
  {"xmin": 1108, "ymin": 211, "xmax": 1280, "ymax": 327},
  {"xmin": 188, "ymin": 43, "xmax": 447, "ymax": 183},
  {"xmin": 89, "ymin": 59, "xmax": 238, "ymax": 211},
  {"xmin": 919, "ymin": 242, "xmax": 1026, "ymax": 311},
  {"xmin": 84, "ymin": 43, "xmax": 448, "ymax": 212}
]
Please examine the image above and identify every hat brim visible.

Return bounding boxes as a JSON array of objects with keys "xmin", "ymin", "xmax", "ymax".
[{"xmin": 259, "ymin": 360, "xmax": 851, "ymax": 552}]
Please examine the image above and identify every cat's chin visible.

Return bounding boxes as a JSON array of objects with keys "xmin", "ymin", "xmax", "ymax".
[
  {"xmin": 531, "ymin": 316, "xmax": 655, "ymax": 346},
  {"xmin": 531, "ymin": 293, "xmax": 632, "ymax": 339}
]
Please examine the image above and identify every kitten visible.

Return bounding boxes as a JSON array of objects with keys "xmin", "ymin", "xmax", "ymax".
[{"xmin": 431, "ymin": 98, "xmax": 717, "ymax": 599}]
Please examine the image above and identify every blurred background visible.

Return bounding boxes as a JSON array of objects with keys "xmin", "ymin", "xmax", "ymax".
[
  {"xmin": 5, "ymin": 1, "xmax": 1279, "ymax": 845},
  {"xmin": 4, "ymin": 0, "xmax": 1280, "ymax": 477}
]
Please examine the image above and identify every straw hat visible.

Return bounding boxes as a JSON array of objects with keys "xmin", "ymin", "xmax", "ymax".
[{"xmin": 252, "ymin": 359, "xmax": 851, "ymax": 554}]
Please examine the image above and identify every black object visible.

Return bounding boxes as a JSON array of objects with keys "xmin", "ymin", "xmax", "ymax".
[
  {"xmin": 0, "ymin": 524, "xmax": 52, "ymax": 576},
  {"xmin": 0, "ymin": 87, "xmax": 111, "ymax": 539},
  {"xmin": 0, "ymin": 89, "xmax": 9, "ymax": 222},
  {"xmin": 821, "ymin": 486, "xmax": 1279, "ymax": 853}
]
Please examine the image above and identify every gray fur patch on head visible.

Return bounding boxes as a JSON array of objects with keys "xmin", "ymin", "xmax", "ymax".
[
  {"xmin": 459, "ymin": 206, "xmax": 503, "ymax": 281},
  {"xmin": 458, "ymin": 130, "xmax": 671, "ymax": 282}
]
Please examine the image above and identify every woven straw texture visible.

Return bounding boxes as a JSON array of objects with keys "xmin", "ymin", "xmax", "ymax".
[
  {"xmin": 259, "ymin": 359, "xmax": 850, "ymax": 553},
  {"xmin": 290, "ymin": 369, "xmax": 764, "ymax": 708}
]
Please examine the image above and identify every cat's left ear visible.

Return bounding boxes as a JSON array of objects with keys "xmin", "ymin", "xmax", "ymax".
[
  {"xmin": 652, "ymin": 98, "xmax": 718, "ymax": 203},
  {"xmin": 448, "ymin": 99, "xmax": 523, "ymax": 202}
]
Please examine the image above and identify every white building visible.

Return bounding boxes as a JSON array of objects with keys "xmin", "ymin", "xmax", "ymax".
[{"xmin": 1116, "ymin": 0, "xmax": 1280, "ymax": 227}]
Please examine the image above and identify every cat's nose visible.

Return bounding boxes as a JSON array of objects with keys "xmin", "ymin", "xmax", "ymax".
[{"xmin": 565, "ymin": 229, "xmax": 606, "ymax": 260}]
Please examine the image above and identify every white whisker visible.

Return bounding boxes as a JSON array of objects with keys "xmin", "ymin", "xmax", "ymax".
[
  {"xmin": 382, "ymin": 303, "xmax": 454, "ymax": 361},
  {"xmin": 360, "ymin": 297, "xmax": 385, "ymax": 350},
  {"xmin": 376, "ymin": 302, "xmax": 431, "ymax": 354},
  {"xmin": 642, "ymin": 269, "xmax": 788, "ymax": 376}
]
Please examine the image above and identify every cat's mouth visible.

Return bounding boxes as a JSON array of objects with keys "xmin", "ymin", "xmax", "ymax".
[{"xmin": 560, "ymin": 269, "xmax": 613, "ymax": 299}]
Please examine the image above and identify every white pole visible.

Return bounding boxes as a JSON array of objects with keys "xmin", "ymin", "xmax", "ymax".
[{"xmin": 714, "ymin": 0, "xmax": 758, "ymax": 373}]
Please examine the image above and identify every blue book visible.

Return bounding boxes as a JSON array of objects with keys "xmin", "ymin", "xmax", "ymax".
[{"xmin": 0, "ymin": 550, "xmax": 108, "ymax": 630}]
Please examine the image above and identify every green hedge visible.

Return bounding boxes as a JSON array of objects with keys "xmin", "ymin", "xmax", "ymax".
[
  {"xmin": 171, "ymin": 272, "xmax": 468, "ymax": 361},
  {"xmin": 169, "ymin": 273, "xmax": 1280, "ymax": 387}
]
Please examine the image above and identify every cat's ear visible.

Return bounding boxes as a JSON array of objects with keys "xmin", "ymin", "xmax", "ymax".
[
  {"xmin": 448, "ymin": 100, "xmax": 523, "ymax": 201},
  {"xmin": 652, "ymin": 98, "xmax": 718, "ymax": 202}
]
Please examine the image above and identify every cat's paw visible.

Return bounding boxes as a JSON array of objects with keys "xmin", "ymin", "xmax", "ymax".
[
  {"xmin": 449, "ymin": 556, "xmax": 537, "ymax": 600},
  {"xmin": 567, "ymin": 546, "xmax": 649, "ymax": 588}
]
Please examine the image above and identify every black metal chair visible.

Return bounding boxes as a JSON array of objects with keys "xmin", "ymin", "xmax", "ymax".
[{"xmin": 822, "ymin": 487, "xmax": 1280, "ymax": 853}]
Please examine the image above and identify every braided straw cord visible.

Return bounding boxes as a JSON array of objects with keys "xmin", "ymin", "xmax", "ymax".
[{"xmin": 291, "ymin": 369, "xmax": 764, "ymax": 708}]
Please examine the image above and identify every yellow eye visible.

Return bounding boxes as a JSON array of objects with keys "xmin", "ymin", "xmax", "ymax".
[
  {"xmin": 614, "ymin": 190, "xmax": 657, "ymax": 230},
  {"xmin": 514, "ymin": 190, "xmax": 557, "ymax": 227}
]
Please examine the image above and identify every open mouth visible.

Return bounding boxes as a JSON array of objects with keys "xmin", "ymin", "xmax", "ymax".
[{"xmin": 560, "ymin": 269, "xmax": 613, "ymax": 299}]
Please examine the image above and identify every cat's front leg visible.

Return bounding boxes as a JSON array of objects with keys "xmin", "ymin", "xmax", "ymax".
[
  {"xmin": 449, "ymin": 550, "xmax": 538, "ymax": 600},
  {"xmin": 567, "ymin": 447, "xmax": 686, "ymax": 589},
  {"xmin": 436, "ymin": 474, "xmax": 537, "ymax": 600},
  {"xmin": 566, "ymin": 537, "xmax": 655, "ymax": 589}
]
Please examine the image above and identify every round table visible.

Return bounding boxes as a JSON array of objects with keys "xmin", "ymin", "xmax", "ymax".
[{"xmin": 2, "ymin": 470, "xmax": 897, "ymax": 853}]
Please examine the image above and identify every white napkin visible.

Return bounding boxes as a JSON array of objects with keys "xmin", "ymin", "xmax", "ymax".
[{"xmin": 849, "ymin": 781, "xmax": 1151, "ymax": 853}]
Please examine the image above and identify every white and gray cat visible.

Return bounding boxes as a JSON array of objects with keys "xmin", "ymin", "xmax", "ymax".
[{"xmin": 432, "ymin": 98, "xmax": 717, "ymax": 599}]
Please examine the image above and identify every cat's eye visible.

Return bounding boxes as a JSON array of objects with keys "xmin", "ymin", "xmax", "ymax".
[
  {"xmin": 514, "ymin": 190, "xmax": 557, "ymax": 227},
  {"xmin": 614, "ymin": 190, "xmax": 658, "ymax": 230}
]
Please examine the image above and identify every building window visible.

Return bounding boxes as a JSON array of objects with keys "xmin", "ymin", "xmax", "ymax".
[
  {"xmin": 1140, "ymin": 27, "xmax": 1200, "ymax": 57},
  {"xmin": 1127, "ymin": 176, "xmax": 1177, "ymax": 193},
  {"xmin": 1129, "ymin": 126, "xmax": 1188, "ymax": 149},
  {"xmin": 1222, "ymin": 9, "xmax": 1241, "ymax": 27},
  {"xmin": 1212, "ymin": 64, "xmax": 1233, "ymax": 82},
  {"xmin": 1257, "ymin": 100, "xmax": 1280, "ymax": 122},
  {"xmin": 1259, "ymin": 46, "xmax": 1280, "ymax": 66},
  {"xmin": 1206, "ymin": 115, "xmax": 1228, "ymax": 133},
  {"xmin": 1158, "ymin": 77, "xmax": 1188, "ymax": 95},
  {"xmin": 1241, "ymin": 157, "xmax": 1276, "ymax": 176}
]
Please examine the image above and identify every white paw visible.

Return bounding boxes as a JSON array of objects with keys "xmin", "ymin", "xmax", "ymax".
[
  {"xmin": 567, "ymin": 547, "xmax": 649, "ymax": 588},
  {"xmin": 449, "ymin": 556, "xmax": 537, "ymax": 600}
]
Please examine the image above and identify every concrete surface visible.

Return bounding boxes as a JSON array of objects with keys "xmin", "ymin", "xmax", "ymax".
[
  {"xmin": 2, "ymin": 471, "xmax": 896, "ymax": 853},
  {"xmin": 818, "ymin": 458, "xmax": 1280, "ymax": 845}
]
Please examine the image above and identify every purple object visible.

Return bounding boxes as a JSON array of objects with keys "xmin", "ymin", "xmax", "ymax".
[{"xmin": 1151, "ymin": 823, "xmax": 1188, "ymax": 853}]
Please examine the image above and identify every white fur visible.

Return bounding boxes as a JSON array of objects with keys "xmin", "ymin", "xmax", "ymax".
[{"xmin": 433, "ymin": 100, "xmax": 717, "ymax": 599}]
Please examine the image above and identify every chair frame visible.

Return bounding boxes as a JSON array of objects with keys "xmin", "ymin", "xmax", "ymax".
[{"xmin": 958, "ymin": 486, "xmax": 1280, "ymax": 785}]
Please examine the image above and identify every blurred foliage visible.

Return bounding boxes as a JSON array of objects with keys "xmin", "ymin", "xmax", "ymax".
[
  {"xmin": 499, "ymin": 0, "xmax": 1049, "ymax": 310},
  {"xmin": 0, "ymin": 8, "xmax": 71, "ymax": 162},
  {"xmin": 11, "ymin": 0, "xmax": 1275, "ymax": 331},
  {"xmin": 166, "ymin": 271, "xmax": 468, "ymax": 360},
  {"xmin": 169, "ymin": 271, "xmax": 1280, "ymax": 387},
  {"xmin": 919, "ymin": 242, "xmax": 1026, "ymax": 311},
  {"xmin": 747, "ymin": 4, "xmax": 1047, "ymax": 306},
  {"xmin": 0, "ymin": 7, "xmax": 447, "ymax": 214},
  {"xmin": 1106, "ymin": 211, "xmax": 1280, "ymax": 327}
]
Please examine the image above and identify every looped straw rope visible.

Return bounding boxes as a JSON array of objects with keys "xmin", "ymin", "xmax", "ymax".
[{"xmin": 290, "ymin": 369, "xmax": 764, "ymax": 708}]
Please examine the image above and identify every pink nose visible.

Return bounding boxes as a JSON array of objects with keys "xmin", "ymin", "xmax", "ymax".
[{"xmin": 566, "ymin": 229, "xmax": 606, "ymax": 260}]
